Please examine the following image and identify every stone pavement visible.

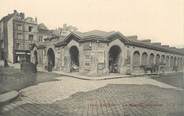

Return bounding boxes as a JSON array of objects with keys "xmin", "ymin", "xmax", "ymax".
[
  {"xmin": 7, "ymin": 76, "xmax": 183, "ymax": 104},
  {"xmin": 1, "ymin": 75, "xmax": 183, "ymax": 116},
  {"xmin": 1, "ymin": 83, "xmax": 184, "ymax": 116}
]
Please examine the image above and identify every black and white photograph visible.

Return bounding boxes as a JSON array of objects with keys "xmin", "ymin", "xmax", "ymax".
[{"xmin": 0, "ymin": 0, "xmax": 184, "ymax": 116}]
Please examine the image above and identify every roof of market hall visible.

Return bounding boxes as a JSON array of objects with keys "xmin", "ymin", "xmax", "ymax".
[{"xmin": 33, "ymin": 30, "xmax": 184, "ymax": 56}]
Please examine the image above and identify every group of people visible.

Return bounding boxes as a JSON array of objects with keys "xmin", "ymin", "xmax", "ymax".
[{"xmin": 109, "ymin": 63, "xmax": 119, "ymax": 73}]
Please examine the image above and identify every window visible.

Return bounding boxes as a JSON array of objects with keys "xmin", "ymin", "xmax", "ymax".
[
  {"xmin": 29, "ymin": 35, "xmax": 34, "ymax": 41},
  {"xmin": 16, "ymin": 43, "xmax": 20, "ymax": 49},
  {"xmin": 17, "ymin": 25, "xmax": 22, "ymax": 31},
  {"xmin": 28, "ymin": 26, "xmax": 33, "ymax": 32},
  {"xmin": 39, "ymin": 36, "xmax": 43, "ymax": 42},
  {"xmin": 85, "ymin": 62, "xmax": 90, "ymax": 66},
  {"xmin": 17, "ymin": 33, "xmax": 23, "ymax": 40}
]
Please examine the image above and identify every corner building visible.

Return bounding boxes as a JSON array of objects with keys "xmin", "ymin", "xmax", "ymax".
[{"xmin": 31, "ymin": 30, "xmax": 184, "ymax": 76}]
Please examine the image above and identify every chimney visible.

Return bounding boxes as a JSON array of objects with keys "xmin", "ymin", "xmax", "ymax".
[
  {"xmin": 14, "ymin": 10, "xmax": 18, "ymax": 14},
  {"xmin": 20, "ymin": 13, "xmax": 25, "ymax": 19}
]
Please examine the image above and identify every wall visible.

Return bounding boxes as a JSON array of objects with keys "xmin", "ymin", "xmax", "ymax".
[
  {"xmin": 0, "ymin": 22, "xmax": 3, "ymax": 59},
  {"xmin": 31, "ymin": 36, "xmax": 184, "ymax": 76},
  {"xmin": 7, "ymin": 18, "xmax": 14, "ymax": 63},
  {"xmin": 23, "ymin": 23, "xmax": 38, "ymax": 50},
  {"xmin": 128, "ymin": 45, "xmax": 184, "ymax": 74}
]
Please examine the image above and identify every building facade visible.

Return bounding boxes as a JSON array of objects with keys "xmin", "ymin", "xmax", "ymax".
[
  {"xmin": 31, "ymin": 30, "xmax": 184, "ymax": 76},
  {"xmin": 0, "ymin": 10, "xmax": 46, "ymax": 63},
  {"xmin": 0, "ymin": 11, "xmax": 81, "ymax": 64}
]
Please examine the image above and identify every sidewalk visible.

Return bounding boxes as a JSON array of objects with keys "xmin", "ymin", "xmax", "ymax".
[
  {"xmin": 53, "ymin": 71, "xmax": 150, "ymax": 80},
  {"xmin": 51, "ymin": 70, "xmax": 184, "ymax": 80},
  {"xmin": 0, "ymin": 91, "xmax": 19, "ymax": 107},
  {"xmin": 7, "ymin": 63, "xmax": 184, "ymax": 80}
]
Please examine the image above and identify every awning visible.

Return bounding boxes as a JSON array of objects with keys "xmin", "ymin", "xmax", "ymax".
[{"xmin": 15, "ymin": 52, "xmax": 30, "ymax": 55}]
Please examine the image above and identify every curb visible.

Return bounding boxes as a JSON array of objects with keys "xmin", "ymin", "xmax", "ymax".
[
  {"xmin": 56, "ymin": 72, "xmax": 183, "ymax": 81},
  {"xmin": 57, "ymin": 73, "xmax": 153, "ymax": 81},
  {"xmin": 0, "ymin": 91, "xmax": 19, "ymax": 107}
]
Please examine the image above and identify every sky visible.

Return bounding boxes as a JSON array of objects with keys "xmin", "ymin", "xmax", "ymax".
[{"xmin": 0, "ymin": 0, "xmax": 184, "ymax": 48}]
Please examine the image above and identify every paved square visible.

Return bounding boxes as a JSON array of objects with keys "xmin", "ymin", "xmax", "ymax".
[{"xmin": 1, "ymin": 76, "xmax": 184, "ymax": 116}]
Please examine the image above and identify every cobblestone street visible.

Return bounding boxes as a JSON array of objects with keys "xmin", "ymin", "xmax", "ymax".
[
  {"xmin": 0, "ymin": 1, "xmax": 184, "ymax": 115},
  {"xmin": 1, "ymin": 75, "xmax": 184, "ymax": 116}
]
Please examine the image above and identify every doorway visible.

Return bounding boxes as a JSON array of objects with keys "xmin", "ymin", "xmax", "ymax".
[
  {"xmin": 47, "ymin": 48, "xmax": 55, "ymax": 72},
  {"xmin": 70, "ymin": 46, "xmax": 79, "ymax": 72},
  {"xmin": 109, "ymin": 45, "xmax": 121, "ymax": 73}
]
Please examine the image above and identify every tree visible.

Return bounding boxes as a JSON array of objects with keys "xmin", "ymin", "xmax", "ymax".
[{"xmin": 63, "ymin": 24, "xmax": 78, "ymax": 32}]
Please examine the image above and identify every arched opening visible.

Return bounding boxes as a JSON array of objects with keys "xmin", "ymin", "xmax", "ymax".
[
  {"xmin": 161, "ymin": 55, "xmax": 165, "ymax": 65},
  {"xmin": 166, "ymin": 56, "xmax": 169, "ymax": 67},
  {"xmin": 141, "ymin": 52, "xmax": 148, "ymax": 65},
  {"xmin": 70, "ymin": 46, "xmax": 79, "ymax": 72},
  {"xmin": 182, "ymin": 58, "xmax": 184, "ymax": 69},
  {"xmin": 34, "ymin": 50, "xmax": 38, "ymax": 65},
  {"xmin": 177, "ymin": 58, "xmax": 180, "ymax": 68},
  {"xmin": 133, "ymin": 51, "xmax": 140, "ymax": 67},
  {"xmin": 173, "ymin": 57, "xmax": 178, "ymax": 71},
  {"xmin": 149, "ymin": 53, "xmax": 155, "ymax": 65},
  {"xmin": 174, "ymin": 57, "xmax": 177, "ymax": 67},
  {"xmin": 47, "ymin": 48, "xmax": 55, "ymax": 72},
  {"xmin": 108, "ymin": 45, "xmax": 121, "ymax": 73},
  {"xmin": 170, "ymin": 56, "xmax": 174, "ymax": 69},
  {"xmin": 179, "ymin": 58, "xmax": 183, "ymax": 69},
  {"xmin": 156, "ymin": 54, "xmax": 160, "ymax": 64}
]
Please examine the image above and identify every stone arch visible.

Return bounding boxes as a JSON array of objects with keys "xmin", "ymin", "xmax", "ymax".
[
  {"xmin": 132, "ymin": 51, "xmax": 141, "ymax": 66},
  {"xmin": 149, "ymin": 53, "xmax": 155, "ymax": 65},
  {"xmin": 108, "ymin": 45, "xmax": 122, "ymax": 73},
  {"xmin": 177, "ymin": 57, "xmax": 180, "ymax": 67},
  {"xmin": 161, "ymin": 55, "xmax": 165, "ymax": 64},
  {"xmin": 47, "ymin": 48, "xmax": 55, "ymax": 72},
  {"xmin": 69, "ymin": 46, "xmax": 79, "ymax": 72},
  {"xmin": 178, "ymin": 57, "xmax": 182, "ymax": 70},
  {"xmin": 106, "ymin": 39, "xmax": 125, "ymax": 74},
  {"xmin": 170, "ymin": 56, "xmax": 174, "ymax": 69},
  {"xmin": 181, "ymin": 57, "xmax": 183, "ymax": 67},
  {"xmin": 174, "ymin": 57, "xmax": 177, "ymax": 67},
  {"xmin": 155, "ymin": 54, "xmax": 160, "ymax": 64},
  {"xmin": 166, "ymin": 56, "xmax": 170, "ymax": 66},
  {"xmin": 141, "ymin": 52, "xmax": 148, "ymax": 65}
]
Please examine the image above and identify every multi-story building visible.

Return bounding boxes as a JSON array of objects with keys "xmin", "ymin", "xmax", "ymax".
[
  {"xmin": 0, "ymin": 10, "xmax": 38, "ymax": 63},
  {"xmin": 0, "ymin": 11, "xmax": 76, "ymax": 64},
  {"xmin": 37, "ymin": 23, "xmax": 52, "ymax": 42}
]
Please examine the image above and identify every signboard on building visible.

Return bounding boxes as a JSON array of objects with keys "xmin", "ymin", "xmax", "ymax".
[
  {"xmin": 96, "ymin": 50, "xmax": 105, "ymax": 63},
  {"xmin": 83, "ymin": 42, "xmax": 92, "ymax": 50}
]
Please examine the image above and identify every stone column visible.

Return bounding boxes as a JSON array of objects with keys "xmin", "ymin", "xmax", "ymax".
[
  {"xmin": 140, "ymin": 52, "xmax": 142, "ymax": 66},
  {"xmin": 130, "ymin": 52, "xmax": 134, "ymax": 73}
]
